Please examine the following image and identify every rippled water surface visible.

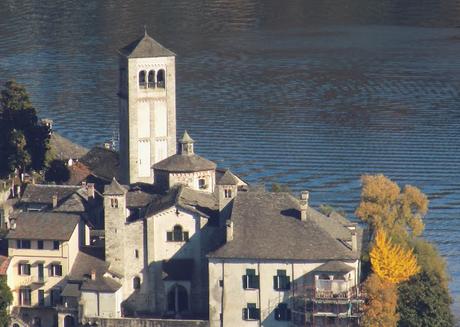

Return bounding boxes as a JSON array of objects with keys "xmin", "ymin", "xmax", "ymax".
[{"xmin": 1, "ymin": 0, "xmax": 460, "ymax": 319}]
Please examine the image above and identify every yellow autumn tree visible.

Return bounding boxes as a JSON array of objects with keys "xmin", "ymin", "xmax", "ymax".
[
  {"xmin": 370, "ymin": 229, "xmax": 420, "ymax": 284},
  {"xmin": 355, "ymin": 174, "xmax": 428, "ymax": 240}
]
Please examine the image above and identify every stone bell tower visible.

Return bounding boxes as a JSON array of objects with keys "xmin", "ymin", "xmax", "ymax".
[{"xmin": 118, "ymin": 30, "xmax": 177, "ymax": 184}]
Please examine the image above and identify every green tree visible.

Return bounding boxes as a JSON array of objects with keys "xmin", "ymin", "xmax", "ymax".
[
  {"xmin": 0, "ymin": 80, "xmax": 51, "ymax": 176},
  {"xmin": 45, "ymin": 159, "xmax": 70, "ymax": 184},
  {"xmin": 0, "ymin": 276, "xmax": 12, "ymax": 326},
  {"xmin": 7, "ymin": 129, "xmax": 31, "ymax": 172},
  {"xmin": 271, "ymin": 182, "xmax": 291, "ymax": 193},
  {"xmin": 397, "ymin": 271, "xmax": 454, "ymax": 327}
]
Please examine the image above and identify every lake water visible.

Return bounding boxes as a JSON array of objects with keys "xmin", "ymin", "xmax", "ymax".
[{"xmin": 1, "ymin": 0, "xmax": 460, "ymax": 320}]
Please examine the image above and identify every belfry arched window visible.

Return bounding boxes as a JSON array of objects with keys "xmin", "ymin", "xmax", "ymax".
[
  {"xmin": 139, "ymin": 70, "xmax": 146, "ymax": 88},
  {"xmin": 148, "ymin": 70, "xmax": 155, "ymax": 88},
  {"xmin": 157, "ymin": 69, "xmax": 165, "ymax": 88}
]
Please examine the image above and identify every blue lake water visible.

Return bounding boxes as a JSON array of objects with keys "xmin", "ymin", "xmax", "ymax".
[{"xmin": 1, "ymin": 0, "xmax": 460, "ymax": 320}]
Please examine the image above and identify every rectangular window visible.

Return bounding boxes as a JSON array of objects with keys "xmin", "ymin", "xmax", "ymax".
[
  {"xmin": 16, "ymin": 239, "xmax": 31, "ymax": 249},
  {"xmin": 49, "ymin": 264, "xmax": 62, "ymax": 277},
  {"xmin": 38, "ymin": 290, "xmax": 45, "ymax": 306},
  {"xmin": 275, "ymin": 303, "xmax": 292, "ymax": 321},
  {"xmin": 135, "ymin": 249, "xmax": 139, "ymax": 258},
  {"xmin": 50, "ymin": 288, "xmax": 61, "ymax": 306},
  {"xmin": 18, "ymin": 263, "xmax": 31, "ymax": 275},
  {"xmin": 19, "ymin": 288, "xmax": 31, "ymax": 306},
  {"xmin": 242, "ymin": 269, "xmax": 259, "ymax": 289},
  {"xmin": 53, "ymin": 240, "xmax": 60, "ymax": 250},
  {"xmin": 37, "ymin": 240, "xmax": 44, "ymax": 249},
  {"xmin": 224, "ymin": 189, "xmax": 232, "ymax": 198},
  {"xmin": 274, "ymin": 269, "xmax": 291, "ymax": 290},
  {"xmin": 242, "ymin": 303, "xmax": 260, "ymax": 320}
]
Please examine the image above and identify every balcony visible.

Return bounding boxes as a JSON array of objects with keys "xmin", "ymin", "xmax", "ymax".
[{"xmin": 315, "ymin": 279, "xmax": 355, "ymax": 299}]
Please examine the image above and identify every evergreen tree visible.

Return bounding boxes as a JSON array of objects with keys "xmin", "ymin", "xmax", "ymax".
[
  {"xmin": 0, "ymin": 80, "xmax": 50, "ymax": 176},
  {"xmin": 397, "ymin": 271, "xmax": 454, "ymax": 327},
  {"xmin": 0, "ymin": 276, "xmax": 12, "ymax": 326}
]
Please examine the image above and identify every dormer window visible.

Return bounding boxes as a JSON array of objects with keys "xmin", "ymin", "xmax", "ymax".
[
  {"xmin": 139, "ymin": 70, "xmax": 147, "ymax": 88},
  {"xmin": 157, "ymin": 69, "xmax": 165, "ymax": 88},
  {"xmin": 148, "ymin": 70, "xmax": 155, "ymax": 88},
  {"xmin": 166, "ymin": 225, "xmax": 189, "ymax": 242}
]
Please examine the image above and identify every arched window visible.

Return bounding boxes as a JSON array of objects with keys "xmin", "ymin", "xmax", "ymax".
[
  {"xmin": 166, "ymin": 225, "xmax": 189, "ymax": 242},
  {"xmin": 148, "ymin": 70, "xmax": 155, "ymax": 88},
  {"xmin": 167, "ymin": 284, "xmax": 188, "ymax": 313},
  {"xmin": 139, "ymin": 70, "xmax": 147, "ymax": 88},
  {"xmin": 133, "ymin": 276, "xmax": 141, "ymax": 289},
  {"xmin": 157, "ymin": 69, "xmax": 165, "ymax": 88}
]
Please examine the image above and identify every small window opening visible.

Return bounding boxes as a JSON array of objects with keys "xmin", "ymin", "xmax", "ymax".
[
  {"xmin": 111, "ymin": 198, "xmax": 119, "ymax": 208},
  {"xmin": 199, "ymin": 178, "xmax": 207, "ymax": 189},
  {"xmin": 133, "ymin": 276, "xmax": 141, "ymax": 289},
  {"xmin": 224, "ymin": 189, "xmax": 232, "ymax": 198},
  {"xmin": 157, "ymin": 69, "xmax": 165, "ymax": 88},
  {"xmin": 148, "ymin": 70, "xmax": 155, "ymax": 88},
  {"xmin": 139, "ymin": 70, "xmax": 147, "ymax": 88},
  {"xmin": 135, "ymin": 249, "xmax": 139, "ymax": 258}
]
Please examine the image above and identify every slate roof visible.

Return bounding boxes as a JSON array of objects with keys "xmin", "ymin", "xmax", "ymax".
[
  {"xmin": 144, "ymin": 185, "xmax": 218, "ymax": 219},
  {"xmin": 313, "ymin": 261, "xmax": 355, "ymax": 273},
  {"xmin": 50, "ymin": 133, "xmax": 88, "ymax": 160},
  {"xmin": 80, "ymin": 147, "xmax": 120, "ymax": 182},
  {"xmin": 216, "ymin": 170, "xmax": 239, "ymax": 185},
  {"xmin": 180, "ymin": 130, "xmax": 194, "ymax": 143},
  {"xmin": 7, "ymin": 212, "xmax": 80, "ymax": 240},
  {"xmin": 69, "ymin": 250, "xmax": 121, "ymax": 293},
  {"xmin": 119, "ymin": 33, "xmax": 175, "ymax": 58},
  {"xmin": 21, "ymin": 184, "xmax": 81, "ymax": 205},
  {"xmin": 209, "ymin": 190, "xmax": 360, "ymax": 261},
  {"xmin": 153, "ymin": 154, "xmax": 216, "ymax": 173},
  {"xmin": 104, "ymin": 178, "xmax": 127, "ymax": 195}
]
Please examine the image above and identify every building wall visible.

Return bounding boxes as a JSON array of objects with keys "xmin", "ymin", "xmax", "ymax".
[
  {"xmin": 168, "ymin": 170, "xmax": 216, "ymax": 193},
  {"xmin": 7, "ymin": 224, "xmax": 80, "ymax": 308},
  {"xmin": 81, "ymin": 289, "xmax": 123, "ymax": 318},
  {"xmin": 208, "ymin": 259, "xmax": 359, "ymax": 327},
  {"xmin": 119, "ymin": 55, "xmax": 177, "ymax": 184}
]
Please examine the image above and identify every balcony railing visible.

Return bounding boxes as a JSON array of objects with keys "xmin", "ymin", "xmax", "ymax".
[{"xmin": 315, "ymin": 279, "xmax": 353, "ymax": 299}]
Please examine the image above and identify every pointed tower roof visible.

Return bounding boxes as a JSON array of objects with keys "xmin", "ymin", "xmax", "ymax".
[
  {"xmin": 179, "ymin": 130, "xmax": 194, "ymax": 144},
  {"xmin": 216, "ymin": 170, "xmax": 239, "ymax": 185},
  {"xmin": 104, "ymin": 178, "xmax": 127, "ymax": 195},
  {"xmin": 119, "ymin": 32, "xmax": 175, "ymax": 58}
]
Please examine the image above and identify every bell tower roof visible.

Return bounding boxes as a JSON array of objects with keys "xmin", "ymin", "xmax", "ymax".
[
  {"xmin": 119, "ymin": 32, "xmax": 176, "ymax": 58},
  {"xmin": 179, "ymin": 130, "xmax": 194, "ymax": 144}
]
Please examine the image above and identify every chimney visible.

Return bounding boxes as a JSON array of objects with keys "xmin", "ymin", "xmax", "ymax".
[
  {"xmin": 91, "ymin": 269, "xmax": 96, "ymax": 280},
  {"xmin": 87, "ymin": 183, "xmax": 95, "ymax": 199},
  {"xmin": 226, "ymin": 220, "xmax": 233, "ymax": 241},
  {"xmin": 300, "ymin": 191, "xmax": 309, "ymax": 221},
  {"xmin": 52, "ymin": 194, "xmax": 58, "ymax": 208},
  {"xmin": 351, "ymin": 230, "xmax": 358, "ymax": 252}
]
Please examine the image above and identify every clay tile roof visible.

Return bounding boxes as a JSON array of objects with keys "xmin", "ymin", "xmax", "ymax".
[
  {"xmin": 216, "ymin": 170, "xmax": 239, "ymax": 185},
  {"xmin": 0, "ymin": 256, "xmax": 10, "ymax": 275},
  {"xmin": 209, "ymin": 190, "xmax": 360, "ymax": 261},
  {"xmin": 119, "ymin": 33, "xmax": 175, "ymax": 58},
  {"xmin": 104, "ymin": 178, "xmax": 127, "ymax": 195},
  {"xmin": 153, "ymin": 153, "xmax": 216, "ymax": 173},
  {"xmin": 7, "ymin": 212, "xmax": 80, "ymax": 241}
]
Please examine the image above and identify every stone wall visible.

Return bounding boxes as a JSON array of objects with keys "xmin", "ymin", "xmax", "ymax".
[{"xmin": 81, "ymin": 317, "xmax": 209, "ymax": 327}]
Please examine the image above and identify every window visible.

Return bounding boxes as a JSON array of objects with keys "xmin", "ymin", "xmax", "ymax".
[
  {"xmin": 19, "ymin": 288, "xmax": 31, "ymax": 306},
  {"xmin": 38, "ymin": 290, "xmax": 45, "ymax": 306},
  {"xmin": 198, "ymin": 178, "xmax": 207, "ymax": 189},
  {"xmin": 49, "ymin": 264, "xmax": 62, "ymax": 277},
  {"xmin": 133, "ymin": 276, "xmax": 141, "ymax": 290},
  {"xmin": 111, "ymin": 198, "xmax": 119, "ymax": 208},
  {"xmin": 18, "ymin": 263, "xmax": 31, "ymax": 275},
  {"xmin": 135, "ymin": 249, "xmax": 139, "ymax": 258},
  {"xmin": 242, "ymin": 269, "xmax": 259, "ymax": 289},
  {"xmin": 37, "ymin": 240, "xmax": 44, "ymax": 249},
  {"xmin": 166, "ymin": 225, "xmax": 189, "ymax": 242},
  {"xmin": 224, "ymin": 189, "xmax": 232, "ymax": 198},
  {"xmin": 148, "ymin": 70, "xmax": 155, "ymax": 88},
  {"xmin": 50, "ymin": 288, "xmax": 61, "ymax": 306},
  {"xmin": 53, "ymin": 240, "xmax": 60, "ymax": 250},
  {"xmin": 157, "ymin": 69, "xmax": 165, "ymax": 88},
  {"xmin": 16, "ymin": 239, "xmax": 31, "ymax": 249},
  {"xmin": 242, "ymin": 303, "xmax": 260, "ymax": 320},
  {"xmin": 275, "ymin": 303, "xmax": 291, "ymax": 321},
  {"xmin": 273, "ymin": 270, "xmax": 291, "ymax": 290},
  {"xmin": 139, "ymin": 70, "xmax": 147, "ymax": 88}
]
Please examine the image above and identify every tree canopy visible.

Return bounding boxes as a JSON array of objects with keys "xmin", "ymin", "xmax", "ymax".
[
  {"xmin": 0, "ymin": 276, "xmax": 12, "ymax": 326},
  {"xmin": 355, "ymin": 174, "xmax": 427, "ymax": 240},
  {"xmin": 0, "ymin": 80, "xmax": 51, "ymax": 176}
]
